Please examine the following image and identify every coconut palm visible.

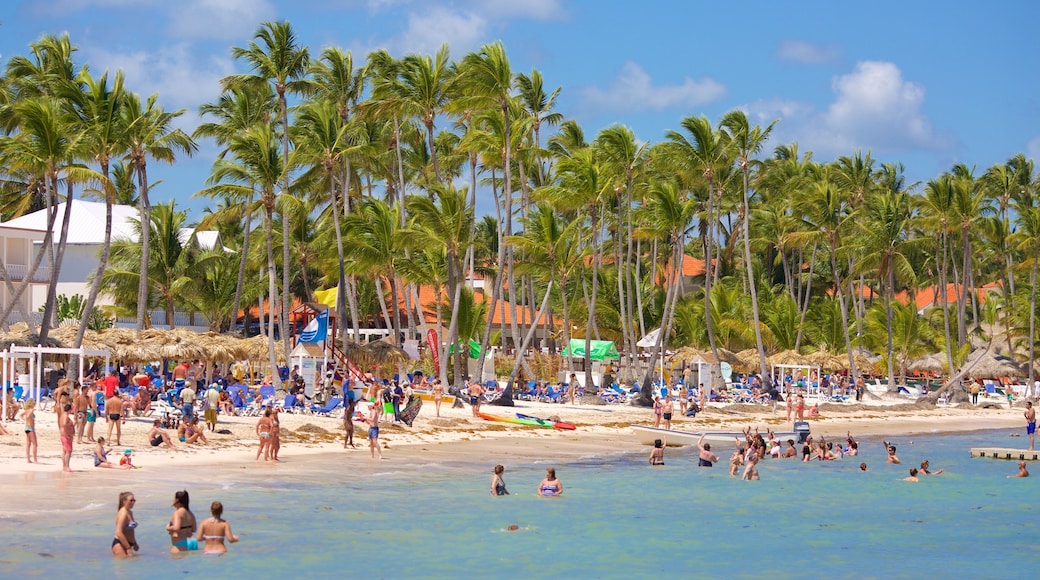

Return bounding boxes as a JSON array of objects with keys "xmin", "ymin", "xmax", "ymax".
[
  {"xmin": 226, "ymin": 20, "xmax": 311, "ymax": 360},
  {"xmin": 121, "ymin": 91, "xmax": 196, "ymax": 332},
  {"xmin": 663, "ymin": 114, "xmax": 733, "ymax": 372},
  {"xmin": 721, "ymin": 110, "xmax": 776, "ymax": 380}
]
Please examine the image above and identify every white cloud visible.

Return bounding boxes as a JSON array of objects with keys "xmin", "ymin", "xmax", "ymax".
[
  {"xmin": 167, "ymin": 0, "xmax": 276, "ymax": 41},
  {"xmin": 776, "ymin": 39, "xmax": 840, "ymax": 64},
  {"xmin": 82, "ymin": 42, "xmax": 233, "ymax": 124},
  {"xmin": 1028, "ymin": 135, "xmax": 1040, "ymax": 164},
  {"xmin": 578, "ymin": 62, "xmax": 726, "ymax": 113},
  {"xmin": 747, "ymin": 61, "xmax": 949, "ymax": 157},
  {"xmin": 391, "ymin": 6, "xmax": 488, "ymax": 55},
  {"xmin": 467, "ymin": 0, "xmax": 565, "ymax": 20}
]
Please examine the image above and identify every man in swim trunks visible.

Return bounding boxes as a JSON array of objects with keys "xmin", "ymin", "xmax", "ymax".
[
  {"xmin": 883, "ymin": 440, "xmax": 900, "ymax": 464},
  {"xmin": 106, "ymin": 394, "xmax": 124, "ymax": 446},
  {"xmin": 468, "ymin": 380, "xmax": 484, "ymax": 417},
  {"xmin": 661, "ymin": 396, "xmax": 674, "ymax": 429},
  {"xmin": 172, "ymin": 361, "xmax": 188, "ymax": 392},
  {"xmin": 74, "ymin": 385, "xmax": 89, "ymax": 444},
  {"xmin": 696, "ymin": 434, "xmax": 719, "ymax": 467},
  {"xmin": 1025, "ymin": 401, "xmax": 1036, "ymax": 451},
  {"xmin": 361, "ymin": 403, "xmax": 383, "ymax": 459}
]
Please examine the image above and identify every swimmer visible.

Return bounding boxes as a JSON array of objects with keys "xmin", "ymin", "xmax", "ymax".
[
  {"xmin": 649, "ymin": 439, "xmax": 665, "ymax": 466},
  {"xmin": 197, "ymin": 501, "xmax": 239, "ymax": 554},
  {"xmin": 538, "ymin": 467, "xmax": 563, "ymax": 496},
  {"xmin": 729, "ymin": 444, "xmax": 744, "ymax": 476},
  {"xmin": 697, "ymin": 434, "xmax": 719, "ymax": 467},
  {"xmin": 859, "ymin": 462, "xmax": 867, "ymax": 471},
  {"xmin": 883, "ymin": 440, "xmax": 900, "ymax": 464},
  {"xmin": 112, "ymin": 491, "xmax": 138, "ymax": 557},
  {"xmin": 1008, "ymin": 461, "xmax": 1029, "ymax": 478},
  {"xmin": 491, "ymin": 464, "xmax": 510, "ymax": 495},
  {"xmin": 166, "ymin": 490, "xmax": 198, "ymax": 552},
  {"xmin": 919, "ymin": 460, "xmax": 944, "ymax": 475},
  {"xmin": 903, "ymin": 468, "xmax": 919, "ymax": 482}
]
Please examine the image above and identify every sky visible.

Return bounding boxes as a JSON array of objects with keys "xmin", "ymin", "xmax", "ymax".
[{"xmin": 1, "ymin": 0, "xmax": 1038, "ymax": 220}]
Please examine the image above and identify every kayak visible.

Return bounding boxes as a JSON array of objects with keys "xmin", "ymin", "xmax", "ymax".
[
  {"xmin": 476, "ymin": 411, "xmax": 553, "ymax": 428},
  {"xmin": 516, "ymin": 413, "xmax": 576, "ymax": 431}
]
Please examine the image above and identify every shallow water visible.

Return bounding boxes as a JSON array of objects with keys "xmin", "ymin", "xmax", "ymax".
[{"xmin": 1, "ymin": 429, "xmax": 1035, "ymax": 578}]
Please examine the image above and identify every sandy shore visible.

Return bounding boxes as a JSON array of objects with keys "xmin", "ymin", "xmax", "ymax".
[{"xmin": 0, "ymin": 393, "xmax": 1032, "ymax": 477}]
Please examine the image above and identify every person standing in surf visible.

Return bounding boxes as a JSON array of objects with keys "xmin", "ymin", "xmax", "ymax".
[
  {"xmin": 538, "ymin": 468, "xmax": 562, "ymax": 496},
  {"xmin": 360, "ymin": 402, "xmax": 383, "ymax": 459}
]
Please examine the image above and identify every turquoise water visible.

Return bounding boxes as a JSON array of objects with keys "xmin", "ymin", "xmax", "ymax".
[{"xmin": 1, "ymin": 429, "xmax": 1035, "ymax": 579}]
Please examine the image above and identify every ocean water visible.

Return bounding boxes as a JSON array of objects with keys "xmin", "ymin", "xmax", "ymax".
[{"xmin": 0, "ymin": 429, "xmax": 1035, "ymax": 579}]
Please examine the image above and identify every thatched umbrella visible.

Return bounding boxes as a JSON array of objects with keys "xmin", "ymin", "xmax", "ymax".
[
  {"xmin": 0, "ymin": 322, "xmax": 62, "ymax": 350},
  {"xmin": 239, "ymin": 335, "xmax": 287, "ymax": 363},
  {"xmin": 667, "ymin": 346, "xmax": 702, "ymax": 364},
  {"xmin": 361, "ymin": 339, "xmax": 411, "ymax": 365},
  {"xmin": 768, "ymin": 349, "xmax": 810, "ymax": 367},
  {"xmin": 735, "ymin": 348, "xmax": 761, "ymax": 370},
  {"xmin": 805, "ymin": 348, "xmax": 845, "ymax": 371},
  {"xmin": 906, "ymin": 353, "xmax": 947, "ymax": 374},
  {"xmin": 967, "ymin": 351, "xmax": 1024, "ymax": 378}
]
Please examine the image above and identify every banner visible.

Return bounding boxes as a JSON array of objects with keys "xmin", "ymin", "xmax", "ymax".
[
  {"xmin": 428, "ymin": 329, "xmax": 440, "ymax": 371},
  {"xmin": 299, "ymin": 309, "xmax": 328, "ymax": 343}
]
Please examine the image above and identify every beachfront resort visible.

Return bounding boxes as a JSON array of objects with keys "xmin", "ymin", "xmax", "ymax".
[{"xmin": 0, "ymin": 10, "xmax": 1037, "ymax": 578}]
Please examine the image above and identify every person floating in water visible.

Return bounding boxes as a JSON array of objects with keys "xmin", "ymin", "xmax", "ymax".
[
  {"xmin": 538, "ymin": 467, "xmax": 563, "ymax": 496},
  {"xmin": 1008, "ymin": 461, "xmax": 1029, "ymax": 478},
  {"xmin": 649, "ymin": 439, "xmax": 665, "ymax": 465},
  {"xmin": 491, "ymin": 464, "xmax": 509, "ymax": 495},
  {"xmin": 903, "ymin": 468, "xmax": 919, "ymax": 482},
  {"xmin": 919, "ymin": 460, "xmax": 944, "ymax": 475}
]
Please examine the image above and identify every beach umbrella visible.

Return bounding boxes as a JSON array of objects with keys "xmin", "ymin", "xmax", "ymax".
[
  {"xmin": 667, "ymin": 346, "xmax": 702, "ymax": 364},
  {"xmin": 906, "ymin": 353, "xmax": 946, "ymax": 373},
  {"xmin": 768, "ymin": 349, "xmax": 810, "ymax": 367},
  {"xmin": 239, "ymin": 335, "xmax": 287, "ymax": 363},
  {"xmin": 362, "ymin": 339, "xmax": 411, "ymax": 365},
  {"xmin": 967, "ymin": 351, "xmax": 1024, "ymax": 378}
]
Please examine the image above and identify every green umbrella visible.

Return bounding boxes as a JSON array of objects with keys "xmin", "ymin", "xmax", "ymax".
[{"xmin": 560, "ymin": 339, "xmax": 620, "ymax": 361}]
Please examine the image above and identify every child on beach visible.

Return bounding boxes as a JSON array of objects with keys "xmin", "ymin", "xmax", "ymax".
[{"xmin": 21, "ymin": 398, "xmax": 37, "ymax": 463}]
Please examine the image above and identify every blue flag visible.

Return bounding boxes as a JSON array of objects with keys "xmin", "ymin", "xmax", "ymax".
[{"xmin": 299, "ymin": 309, "xmax": 328, "ymax": 343}]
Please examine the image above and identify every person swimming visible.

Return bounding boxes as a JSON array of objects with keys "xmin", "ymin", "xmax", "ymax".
[
  {"xmin": 697, "ymin": 434, "xmax": 719, "ymax": 467},
  {"xmin": 538, "ymin": 467, "xmax": 563, "ymax": 496},
  {"xmin": 197, "ymin": 501, "xmax": 239, "ymax": 554}
]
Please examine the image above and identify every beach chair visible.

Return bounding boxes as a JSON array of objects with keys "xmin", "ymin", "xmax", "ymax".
[
  {"xmin": 313, "ymin": 396, "xmax": 343, "ymax": 416},
  {"xmin": 278, "ymin": 394, "xmax": 297, "ymax": 412}
]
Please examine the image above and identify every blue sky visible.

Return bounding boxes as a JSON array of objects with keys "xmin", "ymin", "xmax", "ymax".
[{"xmin": 1, "ymin": 0, "xmax": 1038, "ymax": 220}]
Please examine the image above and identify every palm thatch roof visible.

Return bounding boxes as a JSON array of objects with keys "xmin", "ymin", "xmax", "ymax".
[
  {"xmin": 768, "ymin": 349, "xmax": 810, "ymax": 367},
  {"xmin": 967, "ymin": 351, "xmax": 1024, "ymax": 378},
  {"xmin": 240, "ymin": 335, "xmax": 287, "ymax": 363},
  {"xmin": 361, "ymin": 340, "xmax": 411, "ymax": 365},
  {"xmin": 906, "ymin": 353, "xmax": 947, "ymax": 373},
  {"xmin": 667, "ymin": 346, "xmax": 702, "ymax": 365},
  {"xmin": 0, "ymin": 322, "xmax": 62, "ymax": 350}
]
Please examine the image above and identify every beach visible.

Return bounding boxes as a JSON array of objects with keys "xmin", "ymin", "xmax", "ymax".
[
  {"xmin": 0, "ymin": 395, "xmax": 1029, "ymax": 473},
  {"xmin": 1, "ymin": 395, "xmax": 1036, "ymax": 579}
]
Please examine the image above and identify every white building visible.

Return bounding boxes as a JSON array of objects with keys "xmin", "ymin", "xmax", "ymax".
[{"xmin": 0, "ymin": 200, "xmax": 220, "ymax": 330}]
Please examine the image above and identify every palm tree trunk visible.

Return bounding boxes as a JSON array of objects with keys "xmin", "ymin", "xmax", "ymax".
[
  {"xmin": 136, "ymin": 162, "xmax": 152, "ymax": 332},
  {"xmin": 832, "ymin": 241, "xmax": 858, "ymax": 382},
  {"xmin": 77, "ymin": 165, "xmax": 114, "ymax": 351},
  {"xmin": 741, "ymin": 167, "xmax": 768, "ymax": 379},
  {"xmin": 265, "ymin": 206, "xmax": 280, "ymax": 387},
  {"xmin": 1028, "ymin": 256, "xmax": 1036, "ymax": 392},
  {"xmin": 885, "ymin": 261, "xmax": 896, "ymax": 391},
  {"xmin": 40, "ymin": 181, "xmax": 76, "ymax": 342},
  {"xmin": 280, "ymin": 204, "xmax": 292, "ymax": 365},
  {"xmin": 500, "ymin": 281, "xmax": 553, "ymax": 405},
  {"xmin": 0, "ymin": 178, "xmax": 59, "ymax": 328},
  {"xmin": 230, "ymin": 191, "xmax": 254, "ymax": 336},
  {"xmin": 794, "ymin": 243, "xmax": 818, "ymax": 352}
]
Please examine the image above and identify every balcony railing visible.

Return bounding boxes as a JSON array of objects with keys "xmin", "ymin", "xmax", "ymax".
[{"xmin": 1, "ymin": 263, "xmax": 51, "ymax": 283}]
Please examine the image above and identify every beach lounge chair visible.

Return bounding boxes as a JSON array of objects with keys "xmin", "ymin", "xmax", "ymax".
[
  {"xmin": 278, "ymin": 394, "xmax": 297, "ymax": 412},
  {"xmin": 313, "ymin": 397, "xmax": 343, "ymax": 416}
]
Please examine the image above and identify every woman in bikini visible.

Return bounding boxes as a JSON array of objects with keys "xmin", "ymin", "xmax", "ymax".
[
  {"xmin": 22, "ymin": 398, "xmax": 37, "ymax": 463},
  {"xmin": 649, "ymin": 439, "xmax": 665, "ymax": 466},
  {"xmin": 256, "ymin": 408, "xmax": 273, "ymax": 461},
  {"xmin": 538, "ymin": 467, "xmax": 563, "ymax": 496},
  {"xmin": 166, "ymin": 490, "xmax": 198, "ymax": 552},
  {"xmin": 431, "ymin": 379, "xmax": 444, "ymax": 418},
  {"xmin": 197, "ymin": 501, "xmax": 239, "ymax": 554},
  {"xmin": 112, "ymin": 491, "xmax": 139, "ymax": 557}
]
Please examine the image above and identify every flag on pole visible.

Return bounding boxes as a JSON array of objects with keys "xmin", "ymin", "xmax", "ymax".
[{"xmin": 299, "ymin": 309, "xmax": 328, "ymax": 343}]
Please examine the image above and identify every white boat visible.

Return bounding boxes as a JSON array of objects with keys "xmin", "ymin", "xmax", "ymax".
[{"xmin": 631, "ymin": 425, "xmax": 805, "ymax": 447}]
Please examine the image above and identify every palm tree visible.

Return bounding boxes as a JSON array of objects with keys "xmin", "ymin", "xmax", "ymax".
[
  {"xmin": 226, "ymin": 20, "xmax": 311, "ymax": 360},
  {"xmin": 721, "ymin": 110, "xmax": 775, "ymax": 381},
  {"xmin": 204, "ymin": 125, "xmax": 289, "ymax": 386},
  {"xmin": 408, "ymin": 185, "xmax": 474, "ymax": 385},
  {"xmin": 663, "ymin": 114, "xmax": 733, "ymax": 376},
  {"xmin": 64, "ymin": 69, "xmax": 125, "ymax": 351},
  {"xmin": 121, "ymin": 92, "xmax": 196, "ymax": 332}
]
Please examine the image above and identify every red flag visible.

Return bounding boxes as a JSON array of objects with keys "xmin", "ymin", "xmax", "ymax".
[{"xmin": 428, "ymin": 329, "xmax": 440, "ymax": 371}]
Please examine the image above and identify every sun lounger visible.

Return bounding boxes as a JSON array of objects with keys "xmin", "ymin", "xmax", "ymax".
[{"xmin": 313, "ymin": 397, "xmax": 343, "ymax": 416}]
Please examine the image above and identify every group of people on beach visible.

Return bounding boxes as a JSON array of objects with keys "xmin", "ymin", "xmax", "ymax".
[{"xmin": 112, "ymin": 489, "xmax": 238, "ymax": 557}]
